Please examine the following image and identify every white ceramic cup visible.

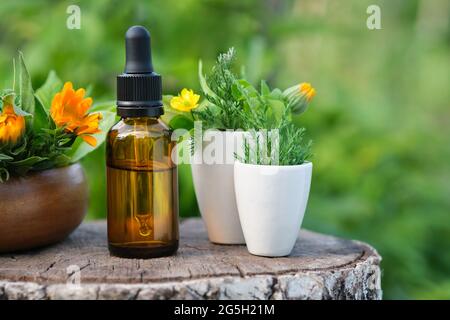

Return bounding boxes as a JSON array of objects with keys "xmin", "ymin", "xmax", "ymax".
[{"xmin": 234, "ymin": 161, "xmax": 312, "ymax": 256}]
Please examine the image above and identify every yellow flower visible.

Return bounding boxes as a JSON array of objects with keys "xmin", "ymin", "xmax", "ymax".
[
  {"xmin": 299, "ymin": 82, "xmax": 316, "ymax": 102},
  {"xmin": 0, "ymin": 103, "xmax": 26, "ymax": 145},
  {"xmin": 283, "ymin": 82, "xmax": 316, "ymax": 115},
  {"xmin": 170, "ymin": 88, "xmax": 200, "ymax": 112},
  {"xmin": 50, "ymin": 82, "xmax": 102, "ymax": 147}
]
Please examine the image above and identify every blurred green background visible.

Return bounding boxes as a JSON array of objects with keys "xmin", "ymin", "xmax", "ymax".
[{"xmin": 0, "ymin": 0, "xmax": 449, "ymax": 299}]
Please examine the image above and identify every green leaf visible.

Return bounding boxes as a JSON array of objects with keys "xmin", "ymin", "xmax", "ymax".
[
  {"xmin": 10, "ymin": 139, "xmax": 27, "ymax": 156},
  {"xmin": 40, "ymin": 128, "xmax": 58, "ymax": 134},
  {"xmin": 18, "ymin": 52, "xmax": 35, "ymax": 115},
  {"xmin": 198, "ymin": 60, "xmax": 218, "ymax": 99},
  {"xmin": 231, "ymin": 82, "xmax": 243, "ymax": 100},
  {"xmin": 12, "ymin": 105, "xmax": 32, "ymax": 117},
  {"xmin": 35, "ymin": 70, "xmax": 62, "ymax": 111},
  {"xmin": 234, "ymin": 79, "xmax": 260, "ymax": 109},
  {"xmin": 261, "ymin": 80, "xmax": 270, "ymax": 96},
  {"xmin": 0, "ymin": 89, "xmax": 15, "ymax": 98},
  {"xmin": 34, "ymin": 70, "xmax": 63, "ymax": 132},
  {"xmin": 0, "ymin": 154, "xmax": 14, "ymax": 161},
  {"xmin": 57, "ymin": 137, "xmax": 72, "ymax": 147},
  {"xmin": 269, "ymin": 88, "xmax": 283, "ymax": 100},
  {"xmin": 52, "ymin": 154, "xmax": 71, "ymax": 167},
  {"xmin": 168, "ymin": 114, "xmax": 194, "ymax": 131},
  {"xmin": 66, "ymin": 111, "xmax": 116, "ymax": 163},
  {"xmin": 11, "ymin": 156, "xmax": 47, "ymax": 167},
  {"xmin": 1, "ymin": 92, "xmax": 32, "ymax": 117},
  {"xmin": 161, "ymin": 95, "xmax": 196, "ymax": 126},
  {"xmin": 161, "ymin": 108, "xmax": 180, "ymax": 127},
  {"xmin": 12, "ymin": 58, "xmax": 16, "ymax": 92},
  {"xmin": 267, "ymin": 99, "xmax": 285, "ymax": 125},
  {"xmin": 33, "ymin": 106, "xmax": 49, "ymax": 132},
  {"xmin": 85, "ymin": 84, "xmax": 93, "ymax": 97},
  {"xmin": 2, "ymin": 92, "xmax": 14, "ymax": 107}
]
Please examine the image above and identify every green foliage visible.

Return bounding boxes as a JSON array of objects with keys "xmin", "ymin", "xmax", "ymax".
[
  {"xmin": 168, "ymin": 115, "xmax": 195, "ymax": 131},
  {"xmin": 195, "ymin": 48, "xmax": 246, "ymax": 130},
  {"xmin": 189, "ymin": 48, "xmax": 314, "ymax": 165},
  {"xmin": 18, "ymin": 52, "xmax": 35, "ymax": 116},
  {"xmin": 35, "ymin": 71, "xmax": 62, "ymax": 111},
  {"xmin": 0, "ymin": 124, "xmax": 72, "ymax": 182},
  {"xmin": 232, "ymin": 79, "xmax": 289, "ymax": 130},
  {"xmin": 66, "ymin": 110, "xmax": 116, "ymax": 162},
  {"xmin": 34, "ymin": 70, "xmax": 61, "ymax": 131},
  {"xmin": 161, "ymin": 95, "xmax": 195, "ymax": 131},
  {"xmin": 239, "ymin": 125, "xmax": 312, "ymax": 166},
  {"xmin": 0, "ymin": 53, "xmax": 115, "ymax": 181},
  {"xmin": 195, "ymin": 48, "xmax": 307, "ymax": 134},
  {"xmin": 231, "ymin": 76, "xmax": 313, "ymax": 166},
  {"xmin": 190, "ymin": 49, "xmax": 315, "ymax": 166}
]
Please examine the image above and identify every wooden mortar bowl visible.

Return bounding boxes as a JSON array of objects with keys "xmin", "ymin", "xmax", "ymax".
[{"xmin": 0, "ymin": 163, "xmax": 88, "ymax": 253}]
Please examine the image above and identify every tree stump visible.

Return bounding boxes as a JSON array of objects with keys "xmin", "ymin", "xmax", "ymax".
[{"xmin": 0, "ymin": 218, "xmax": 382, "ymax": 300}]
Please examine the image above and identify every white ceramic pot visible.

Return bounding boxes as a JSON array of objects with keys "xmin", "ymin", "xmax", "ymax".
[
  {"xmin": 234, "ymin": 161, "xmax": 313, "ymax": 256},
  {"xmin": 191, "ymin": 130, "xmax": 246, "ymax": 244}
]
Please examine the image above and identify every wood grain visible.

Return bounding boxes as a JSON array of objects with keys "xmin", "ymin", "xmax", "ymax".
[{"xmin": 0, "ymin": 219, "xmax": 382, "ymax": 300}]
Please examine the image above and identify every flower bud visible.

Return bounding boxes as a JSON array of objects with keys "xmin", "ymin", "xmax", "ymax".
[
  {"xmin": 283, "ymin": 82, "xmax": 316, "ymax": 115},
  {"xmin": 0, "ymin": 99, "xmax": 26, "ymax": 145}
]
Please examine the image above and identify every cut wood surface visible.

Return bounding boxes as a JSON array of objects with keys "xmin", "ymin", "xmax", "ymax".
[{"xmin": 0, "ymin": 218, "xmax": 382, "ymax": 300}]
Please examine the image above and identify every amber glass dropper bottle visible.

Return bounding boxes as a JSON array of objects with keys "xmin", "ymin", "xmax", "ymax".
[{"xmin": 107, "ymin": 26, "xmax": 179, "ymax": 259}]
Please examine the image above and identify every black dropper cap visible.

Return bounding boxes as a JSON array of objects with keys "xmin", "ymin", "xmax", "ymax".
[{"xmin": 117, "ymin": 26, "xmax": 163, "ymax": 117}]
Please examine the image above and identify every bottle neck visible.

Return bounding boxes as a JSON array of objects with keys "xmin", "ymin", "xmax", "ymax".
[
  {"xmin": 116, "ymin": 103, "xmax": 163, "ymax": 118},
  {"xmin": 121, "ymin": 115, "xmax": 160, "ymax": 120},
  {"xmin": 121, "ymin": 116, "xmax": 161, "ymax": 126}
]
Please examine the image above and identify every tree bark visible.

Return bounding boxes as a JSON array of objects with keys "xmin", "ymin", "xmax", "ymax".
[{"xmin": 0, "ymin": 218, "xmax": 382, "ymax": 300}]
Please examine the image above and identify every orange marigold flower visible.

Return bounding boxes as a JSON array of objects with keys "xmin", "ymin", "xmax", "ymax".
[
  {"xmin": 50, "ymin": 82, "xmax": 102, "ymax": 146},
  {"xmin": 0, "ymin": 104, "xmax": 26, "ymax": 145}
]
